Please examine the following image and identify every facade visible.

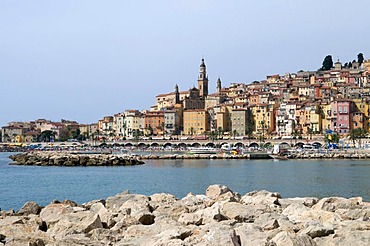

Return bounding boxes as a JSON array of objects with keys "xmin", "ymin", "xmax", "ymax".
[
  {"xmin": 114, "ymin": 113, "xmax": 125, "ymax": 139},
  {"xmin": 98, "ymin": 116, "xmax": 114, "ymax": 140},
  {"xmin": 144, "ymin": 111, "xmax": 165, "ymax": 136},
  {"xmin": 231, "ymin": 109, "xmax": 249, "ymax": 136},
  {"xmin": 123, "ymin": 110, "xmax": 142, "ymax": 138},
  {"xmin": 330, "ymin": 100, "xmax": 352, "ymax": 135},
  {"xmin": 183, "ymin": 109, "xmax": 210, "ymax": 136},
  {"xmin": 164, "ymin": 108, "xmax": 182, "ymax": 137}
]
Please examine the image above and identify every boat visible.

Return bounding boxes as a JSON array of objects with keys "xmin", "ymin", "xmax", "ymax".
[
  {"xmin": 187, "ymin": 147, "xmax": 219, "ymax": 155},
  {"xmin": 269, "ymin": 144, "xmax": 289, "ymax": 160},
  {"xmin": 270, "ymin": 154, "xmax": 289, "ymax": 160}
]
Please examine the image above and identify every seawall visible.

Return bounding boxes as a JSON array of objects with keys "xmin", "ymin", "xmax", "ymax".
[{"xmin": 0, "ymin": 184, "xmax": 369, "ymax": 245}]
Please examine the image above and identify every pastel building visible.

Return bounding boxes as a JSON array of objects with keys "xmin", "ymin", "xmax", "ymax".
[
  {"xmin": 183, "ymin": 109, "xmax": 210, "ymax": 136},
  {"xmin": 330, "ymin": 99, "xmax": 352, "ymax": 135}
]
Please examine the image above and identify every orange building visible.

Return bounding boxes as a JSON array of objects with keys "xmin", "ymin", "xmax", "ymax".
[
  {"xmin": 144, "ymin": 111, "xmax": 165, "ymax": 136},
  {"xmin": 183, "ymin": 109, "xmax": 210, "ymax": 136}
]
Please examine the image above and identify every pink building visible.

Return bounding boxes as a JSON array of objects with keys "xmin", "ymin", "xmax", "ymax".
[{"xmin": 330, "ymin": 99, "xmax": 352, "ymax": 135}]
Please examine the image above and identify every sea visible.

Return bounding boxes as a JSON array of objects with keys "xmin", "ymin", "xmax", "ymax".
[{"xmin": 1, "ymin": 152, "xmax": 370, "ymax": 211}]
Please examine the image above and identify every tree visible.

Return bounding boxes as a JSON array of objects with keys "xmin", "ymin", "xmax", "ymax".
[
  {"xmin": 321, "ymin": 55, "xmax": 333, "ymax": 71},
  {"xmin": 189, "ymin": 127, "xmax": 195, "ymax": 137},
  {"xmin": 3, "ymin": 133, "xmax": 10, "ymax": 142},
  {"xmin": 217, "ymin": 127, "xmax": 223, "ymax": 140},
  {"xmin": 357, "ymin": 53, "xmax": 364, "ymax": 65},
  {"xmin": 209, "ymin": 131, "xmax": 217, "ymax": 141},
  {"xmin": 348, "ymin": 128, "xmax": 366, "ymax": 147},
  {"xmin": 325, "ymin": 132, "xmax": 339, "ymax": 144},
  {"xmin": 37, "ymin": 130, "xmax": 56, "ymax": 142},
  {"xmin": 245, "ymin": 121, "xmax": 254, "ymax": 140},
  {"xmin": 133, "ymin": 129, "xmax": 142, "ymax": 141},
  {"xmin": 232, "ymin": 130, "xmax": 238, "ymax": 140},
  {"xmin": 58, "ymin": 128, "xmax": 71, "ymax": 141}
]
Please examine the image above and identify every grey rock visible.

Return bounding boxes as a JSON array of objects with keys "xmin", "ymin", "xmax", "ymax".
[
  {"xmin": 17, "ymin": 201, "xmax": 42, "ymax": 216},
  {"xmin": 271, "ymin": 231, "xmax": 317, "ymax": 246}
]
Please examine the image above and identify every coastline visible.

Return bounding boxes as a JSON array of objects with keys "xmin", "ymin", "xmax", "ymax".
[
  {"xmin": 7, "ymin": 149, "xmax": 370, "ymax": 167},
  {"xmin": 1, "ymin": 184, "xmax": 369, "ymax": 245}
]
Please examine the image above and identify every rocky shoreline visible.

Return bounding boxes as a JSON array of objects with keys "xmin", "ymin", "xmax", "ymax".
[
  {"xmin": 0, "ymin": 184, "xmax": 369, "ymax": 245},
  {"xmin": 141, "ymin": 150, "xmax": 370, "ymax": 160},
  {"xmin": 6, "ymin": 150, "xmax": 370, "ymax": 165},
  {"xmin": 9, "ymin": 152, "xmax": 144, "ymax": 166}
]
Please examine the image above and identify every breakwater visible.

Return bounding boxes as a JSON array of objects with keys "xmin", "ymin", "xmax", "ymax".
[
  {"xmin": 0, "ymin": 184, "xmax": 369, "ymax": 245},
  {"xmin": 9, "ymin": 152, "xmax": 144, "ymax": 166},
  {"xmin": 140, "ymin": 152, "xmax": 271, "ymax": 160}
]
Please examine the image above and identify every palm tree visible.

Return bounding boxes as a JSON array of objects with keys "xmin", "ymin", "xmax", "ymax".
[
  {"xmin": 133, "ymin": 129, "xmax": 142, "ymax": 141},
  {"xmin": 348, "ymin": 128, "xmax": 366, "ymax": 147},
  {"xmin": 217, "ymin": 127, "xmax": 223, "ymax": 140},
  {"xmin": 4, "ymin": 133, "xmax": 10, "ymax": 142},
  {"xmin": 12, "ymin": 133, "xmax": 18, "ymax": 143},
  {"xmin": 325, "ymin": 132, "xmax": 340, "ymax": 145},
  {"xmin": 209, "ymin": 131, "xmax": 217, "ymax": 141},
  {"xmin": 245, "ymin": 122, "xmax": 253, "ymax": 140},
  {"xmin": 189, "ymin": 127, "xmax": 195, "ymax": 137}
]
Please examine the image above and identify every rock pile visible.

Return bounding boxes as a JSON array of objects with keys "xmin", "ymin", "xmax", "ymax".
[
  {"xmin": 1, "ymin": 184, "xmax": 369, "ymax": 245},
  {"xmin": 295, "ymin": 151, "xmax": 370, "ymax": 159},
  {"xmin": 9, "ymin": 152, "xmax": 144, "ymax": 166}
]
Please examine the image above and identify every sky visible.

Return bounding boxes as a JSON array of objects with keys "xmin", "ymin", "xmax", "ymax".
[{"xmin": 1, "ymin": 0, "xmax": 370, "ymax": 127}]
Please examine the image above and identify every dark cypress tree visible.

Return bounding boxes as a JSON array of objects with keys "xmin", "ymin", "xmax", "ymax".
[
  {"xmin": 321, "ymin": 55, "xmax": 333, "ymax": 70},
  {"xmin": 357, "ymin": 53, "xmax": 364, "ymax": 65}
]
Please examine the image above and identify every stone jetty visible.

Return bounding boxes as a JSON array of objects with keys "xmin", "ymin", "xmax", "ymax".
[
  {"xmin": 9, "ymin": 152, "xmax": 144, "ymax": 166},
  {"xmin": 1, "ymin": 184, "xmax": 369, "ymax": 245}
]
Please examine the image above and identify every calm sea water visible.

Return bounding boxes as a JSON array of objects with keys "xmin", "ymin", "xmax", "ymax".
[{"xmin": 1, "ymin": 152, "xmax": 370, "ymax": 211}]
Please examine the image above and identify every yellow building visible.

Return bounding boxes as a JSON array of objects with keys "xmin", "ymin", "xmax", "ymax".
[
  {"xmin": 183, "ymin": 109, "xmax": 210, "ymax": 136},
  {"xmin": 308, "ymin": 105, "xmax": 323, "ymax": 133},
  {"xmin": 321, "ymin": 104, "xmax": 332, "ymax": 131},
  {"xmin": 353, "ymin": 99, "xmax": 369, "ymax": 132},
  {"xmin": 250, "ymin": 104, "xmax": 274, "ymax": 138}
]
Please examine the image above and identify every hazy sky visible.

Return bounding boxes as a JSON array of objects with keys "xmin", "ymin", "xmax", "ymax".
[{"xmin": 1, "ymin": 0, "xmax": 369, "ymax": 127}]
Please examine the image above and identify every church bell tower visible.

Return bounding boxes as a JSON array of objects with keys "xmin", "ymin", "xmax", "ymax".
[{"xmin": 197, "ymin": 58, "xmax": 209, "ymax": 98}]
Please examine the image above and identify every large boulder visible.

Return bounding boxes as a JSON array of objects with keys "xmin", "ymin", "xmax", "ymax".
[
  {"xmin": 17, "ymin": 201, "xmax": 42, "ymax": 215},
  {"xmin": 181, "ymin": 193, "xmax": 213, "ymax": 211},
  {"xmin": 312, "ymin": 197, "xmax": 363, "ymax": 212},
  {"xmin": 271, "ymin": 231, "xmax": 317, "ymax": 246},
  {"xmin": 194, "ymin": 201, "xmax": 228, "ymax": 224},
  {"xmin": 0, "ymin": 216, "xmax": 47, "ymax": 245},
  {"xmin": 198, "ymin": 222, "xmax": 240, "ymax": 246},
  {"xmin": 235, "ymin": 223, "xmax": 271, "ymax": 246},
  {"xmin": 89, "ymin": 202, "xmax": 115, "ymax": 228},
  {"xmin": 39, "ymin": 203, "xmax": 76, "ymax": 226},
  {"xmin": 46, "ymin": 211, "xmax": 103, "ymax": 239},
  {"xmin": 205, "ymin": 184, "xmax": 232, "ymax": 199},
  {"xmin": 279, "ymin": 197, "xmax": 319, "ymax": 209},
  {"xmin": 299, "ymin": 224, "xmax": 334, "ymax": 239},
  {"xmin": 221, "ymin": 202, "xmax": 266, "ymax": 223},
  {"xmin": 178, "ymin": 212, "xmax": 203, "ymax": 226},
  {"xmin": 241, "ymin": 190, "xmax": 281, "ymax": 207}
]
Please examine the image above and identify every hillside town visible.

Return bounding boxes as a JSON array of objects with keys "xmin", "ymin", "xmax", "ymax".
[{"xmin": 2, "ymin": 55, "xmax": 370, "ymax": 144}]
